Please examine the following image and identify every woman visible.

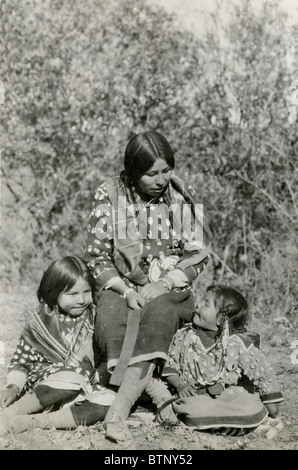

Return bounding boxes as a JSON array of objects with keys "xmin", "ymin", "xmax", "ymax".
[{"xmin": 85, "ymin": 131, "xmax": 212, "ymax": 441}]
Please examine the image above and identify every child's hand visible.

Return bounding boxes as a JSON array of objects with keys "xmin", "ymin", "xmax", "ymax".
[
  {"xmin": 0, "ymin": 385, "xmax": 19, "ymax": 408},
  {"xmin": 177, "ymin": 382, "xmax": 196, "ymax": 398},
  {"xmin": 265, "ymin": 402, "xmax": 280, "ymax": 418}
]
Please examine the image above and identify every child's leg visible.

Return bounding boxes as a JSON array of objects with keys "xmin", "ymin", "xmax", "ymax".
[
  {"xmin": 145, "ymin": 377, "xmax": 173, "ymax": 408},
  {"xmin": 34, "ymin": 384, "xmax": 78, "ymax": 408},
  {"xmin": 145, "ymin": 377, "xmax": 178, "ymax": 425},
  {"xmin": 8, "ymin": 408, "xmax": 77, "ymax": 434},
  {"xmin": 71, "ymin": 401, "xmax": 109, "ymax": 426},
  {"xmin": 0, "ymin": 392, "xmax": 43, "ymax": 436},
  {"xmin": 7, "ymin": 401, "xmax": 109, "ymax": 434},
  {"xmin": 0, "ymin": 385, "xmax": 78, "ymax": 419},
  {"xmin": 0, "ymin": 391, "xmax": 43, "ymax": 418}
]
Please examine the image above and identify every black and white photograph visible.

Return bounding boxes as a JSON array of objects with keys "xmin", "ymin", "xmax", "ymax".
[{"xmin": 0, "ymin": 0, "xmax": 297, "ymax": 453}]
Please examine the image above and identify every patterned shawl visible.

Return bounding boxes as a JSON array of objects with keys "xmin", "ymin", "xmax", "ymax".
[{"xmin": 22, "ymin": 303, "xmax": 96, "ymax": 367}]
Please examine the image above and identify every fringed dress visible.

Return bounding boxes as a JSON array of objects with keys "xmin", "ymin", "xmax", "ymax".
[{"xmin": 163, "ymin": 324, "xmax": 284, "ymax": 430}]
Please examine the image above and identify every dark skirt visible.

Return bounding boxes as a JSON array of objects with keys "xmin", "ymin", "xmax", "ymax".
[{"xmin": 94, "ymin": 289, "xmax": 195, "ymax": 385}]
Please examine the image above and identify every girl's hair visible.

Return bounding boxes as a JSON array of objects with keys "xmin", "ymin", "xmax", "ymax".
[
  {"xmin": 123, "ymin": 131, "xmax": 175, "ymax": 184},
  {"xmin": 207, "ymin": 285, "xmax": 248, "ymax": 333},
  {"xmin": 37, "ymin": 256, "xmax": 96, "ymax": 310}
]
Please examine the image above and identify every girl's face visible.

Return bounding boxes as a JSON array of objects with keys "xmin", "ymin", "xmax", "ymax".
[
  {"xmin": 57, "ymin": 277, "xmax": 92, "ymax": 317},
  {"xmin": 135, "ymin": 158, "xmax": 172, "ymax": 197},
  {"xmin": 192, "ymin": 291, "xmax": 218, "ymax": 331}
]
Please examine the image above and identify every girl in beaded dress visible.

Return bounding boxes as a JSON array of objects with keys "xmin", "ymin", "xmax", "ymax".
[
  {"xmin": 0, "ymin": 256, "xmax": 116, "ymax": 435},
  {"xmin": 160, "ymin": 285, "xmax": 283, "ymax": 432}
]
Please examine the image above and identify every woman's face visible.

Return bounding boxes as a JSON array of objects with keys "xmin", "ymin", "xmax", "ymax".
[{"xmin": 135, "ymin": 158, "xmax": 172, "ymax": 197}]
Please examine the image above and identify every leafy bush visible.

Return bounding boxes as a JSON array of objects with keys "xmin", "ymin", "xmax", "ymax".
[{"xmin": 1, "ymin": 0, "xmax": 297, "ymax": 321}]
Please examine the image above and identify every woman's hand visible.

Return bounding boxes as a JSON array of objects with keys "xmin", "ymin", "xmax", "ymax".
[
  {"xmin": 0, "ymin": 385, "xmax": 19, "ymax": 408},
  {"xmin": 177, "ymin": 382, "xmax": 196, "ymax": 398},
  {"xmin": 140, "ymin": 281, "xmax": 168, "ymax": 301},
  {"xmin": 126, "ymin": 290, "xmax": 146, "ymax": 310}
]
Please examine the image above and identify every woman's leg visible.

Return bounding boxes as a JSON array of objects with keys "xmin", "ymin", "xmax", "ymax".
[
  {"xmin": 94, "ymin": 290, "xmax": 195, "ymax": 442},
  {"xmin": 94, "ymin": 290, "xmax": 128, "ymax": 360},
  {"xmin": 104, "ymin": 361, "xmax": 154, "ymax": 442},
  {"xmin": 94, "ymin": 290, "xmax": 195, "ymax": 375}
]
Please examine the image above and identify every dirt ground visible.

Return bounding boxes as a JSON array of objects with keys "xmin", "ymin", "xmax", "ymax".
[
  {"xmin": 0, "ymin": 351, "xmax": 297, "ymax": 452},
  {"xmin": 0, "ymin": 285, "xmax": 297, "ymax": 452}
]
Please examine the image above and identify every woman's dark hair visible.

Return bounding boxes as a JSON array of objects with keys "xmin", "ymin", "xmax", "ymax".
[
  {"xmin": 207, "ymin": 285, "xmax": 248, "ymax": 333},
  {"xmin": 123, "ymin": 131, "xmax": 175, "ymax": 184},
  {"xmin": 37, "ymin": 256, "xmax": 96, "ymax": 310}
]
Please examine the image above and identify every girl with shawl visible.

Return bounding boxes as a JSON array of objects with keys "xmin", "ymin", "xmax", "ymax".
[
  {"xmin": 160, "ymin": 285, "xmax": 283, "ymax": 432},
  {"xmin": 0, "ymin": 256, "xmax": 116, "ymax": 435},
  {"xmin": 85, "ymin": 131, "xmax": 212, "ymax": 442}
]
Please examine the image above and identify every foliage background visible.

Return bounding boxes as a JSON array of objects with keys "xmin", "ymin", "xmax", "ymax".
[{"xmin": 0, "ymin": 0, "xmax": 297, "ymax": 341}]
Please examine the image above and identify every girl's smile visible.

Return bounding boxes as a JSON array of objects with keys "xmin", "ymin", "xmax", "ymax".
[{"xmin": 57, "ymin": 277, "xmax": 92, "ymax": 317}]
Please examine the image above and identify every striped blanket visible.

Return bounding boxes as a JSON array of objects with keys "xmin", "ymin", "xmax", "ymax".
[{"xmin": 22, "ymin": 303, "xmax": 95, "ymax": 368}]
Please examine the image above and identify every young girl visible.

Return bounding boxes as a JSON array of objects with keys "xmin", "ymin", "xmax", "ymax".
[
  {"xmin": 158, "ymin": 285, "xmax": 283, "ymax": 432},
  {"xmin": 0, "ymin": 256, "xmax": 116, "ymax": 436}
]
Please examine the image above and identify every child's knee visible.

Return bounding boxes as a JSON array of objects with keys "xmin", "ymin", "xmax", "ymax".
[
  {"xmin": 35, "ymin": 384, "xmax": 78, "ymax": 408},
  {"xmin": 71, "ymin": 401, "xmax": 109, "ymax": 426}
]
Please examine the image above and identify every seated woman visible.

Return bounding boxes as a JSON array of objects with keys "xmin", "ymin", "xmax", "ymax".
[{"xmin": 85, "ymin": 130, "xmax": 212, "ymax": 442}]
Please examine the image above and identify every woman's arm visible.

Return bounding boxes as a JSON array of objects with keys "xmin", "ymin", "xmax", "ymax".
[
  {"xmin": 85, "ymin": 185, "xmax": 149, "ymax": 309},
  {"xmin": 85, "ymin": 186, "xmax": 121, "ymax": 290}
]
